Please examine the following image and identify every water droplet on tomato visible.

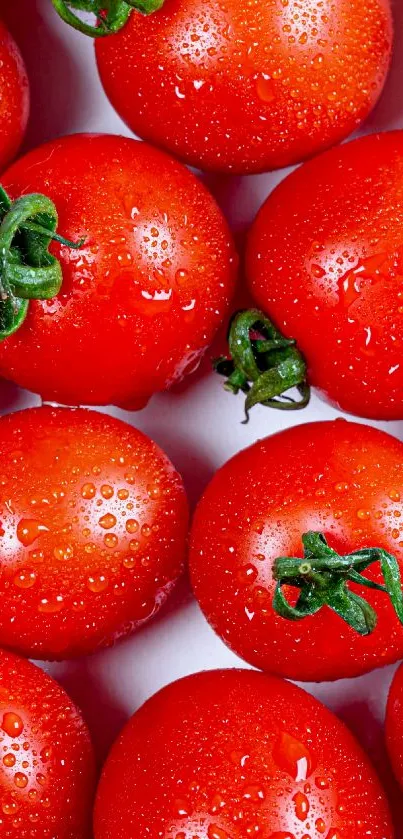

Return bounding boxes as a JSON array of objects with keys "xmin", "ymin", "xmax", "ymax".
[
  {"xmin": 293, "ymin": 791, "xmax": 309, "ymax": 820},
  {"xmin": 273, "ymin": 732, "xmax": 314, "ymax": 781},
  {"xmin": 87, "ymin": 574, "xmax": 109, "ymax": 593},
  {"xmin": 2, "ymin": 713, "xmax": 24, "ymax": 738},
  {"xmin": 243, "ymin": 785, "xmax": 265, "ymax": 802},
  {"xmin": 208, "ymin": 825, "xmax": 231, "ymax": 839},
  {"xmin": 17, "ymin": 519, "xmax": 49, "ymax": 547},
  {"xmin": 126, "ymin": 519, "xmax": 139, "ymax": 534},
  {"xmin": 38, "ymin": 595, "xmax": 64, "ymax": 613},
  {"xmin": 101, "ymin": 485, "xmax": 114, "ymax": 499},
  {"xmin": 13, "ymin": 569, "xmax": 37, "ymax": 589},
  {"xmin": 104, "ymin": 533, "xmax": 118, "ymax": 549},
  {"xmin": 316, "ymin": 819, "xmax": 326, "ymax": 834},
  {"xmin": 14, "ymin": 773, "xmax": 28, "ymax": 789},
  {"xmin": 3, "ymin": 754, "xmax": 16, "ymax": 767},
  {"xmin": 2, "ymin": 799, "xmax": 19, "ymax": 816},
  {"xmin": 81, "ymin": 483, "xmax": 96, "ymax": 499},
  {"xmin": 99, "ymin": 513, "xmax": 117, "ymax": 529},
  {"xmin": 172, "ymin": 798, "xmax": 191, "ymax": 818},
  {"xmin": 256, "ymin": 73, "xmax": 276, "ymax": 102}
]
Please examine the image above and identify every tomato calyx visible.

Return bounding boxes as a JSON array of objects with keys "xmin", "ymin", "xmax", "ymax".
[
  {"xmin": 214, "ymin": 309, "xmax": 310, "ymax": 422},
  {"xmin": 0, "ymin": 185, "xmax": 84, "ymax": 339},
  {"xmin": 51, "ymin": 0, "xmax": 164, "ymax": 37},
  {"xmin": 273, "ymin": 531, "xmax": 403, "ymax": 636}
]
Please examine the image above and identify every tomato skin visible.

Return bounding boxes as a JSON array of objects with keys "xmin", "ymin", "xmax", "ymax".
[
  {"xmin": 0, "ymin": 648, "xmax": 95, "ymax": 838},
  {"xmin": 0, "ymin": 406, "xmax": 188, "ymax": 659},
  {"xmin": 386, "ymin": 664, "xmax": 403, "ymax": 791},
  {"xmin": 94, "ymin": 668, "xmax": 393, "ymax": 838},
  {"xmin": 190, "ymin": 420, "xmax": 403, "ymax": 682},
  {"xmin": 247, "ymin": 131, "xmax": 403, "ymax": 420},
  {"xmin": 0, "ymin": 133, "xmax": 236, "ymax": 407},
  {"xmin": 96, "ymin": 0, "xmax": 391, "ymax": 174},
  {"xmin": 0, "ymin": 20, "xmax": 29, "ymax": 172}
]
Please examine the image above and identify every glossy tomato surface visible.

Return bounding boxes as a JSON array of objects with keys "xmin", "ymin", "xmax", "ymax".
[
  {"xmin": 190, "ymin": 420, "xmax": 403, "ymax": 681},
  {"xmin": 0, "ymin": 406, "xmax": 188, "ymax": 659},
  {"xmin": 0, "ymin": 133, "xmax": 236, "ymax": 407},
  {"xmin": 96, "ymin": 0, "xmax": 392, "ymax": 174},
  {"xmin": 386, "ymin": 663, "xmax": 403, "ymax": 791},
  {"xmin": 0, "ymin": 19, "xmax": 29, "ymax": 172},
  {"xmin": 0, "ymin": 648, "xmax": 95, "ymax": 838},
  {"xmin": 94, "ymin": 669, "xmax": 393, "ymax": 838},
  {"xmin": 247, "ymin": 131, "xmax": 403, "ymax": 420}
]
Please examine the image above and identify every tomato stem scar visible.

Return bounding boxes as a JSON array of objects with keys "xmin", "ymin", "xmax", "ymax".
[
  {"xmin": 273, "ymin": 530, "xmax": 403, "ymax": 635},
  {"xmin": 214, "ymin": 308, "xmax": 310, "ymax": 422}
]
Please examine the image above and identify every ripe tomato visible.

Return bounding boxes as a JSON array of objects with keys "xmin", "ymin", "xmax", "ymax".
[
  {"xmin": 0, "ymin": 19, "xmax": 29, "ymax": 172},
  {"xmin": 0, "ymin": 133, "xmax": 236, "ymax": 407},
  {"xmin": 94, "ymin": 669, "xmax": 393, "ymax": 838},
  {"xmin": 386, "ymin": 663, "xmax": 403, "ymax": 791},
  {"xmin": 0, "ymin": 406, "xmax": 188, "ymax": 659},
  {"xmin": 247, "ymin": 131, "xmax": 403, "ymax": 420},
  {"xmin": 0, "ymin": 648, "xmax": 95, "ymax": 838},
  {"xmin": 95, "ymin": 0, "xmax": 392, "ymax": 174},
  {"xmin": 190, "ymin": 419, "xmax": 403, "ymax": 682}
]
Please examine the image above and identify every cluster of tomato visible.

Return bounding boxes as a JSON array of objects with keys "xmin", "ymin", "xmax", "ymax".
[{"xmin": 0, "ymin": 0, "xmax": 403, "ymax": 836}]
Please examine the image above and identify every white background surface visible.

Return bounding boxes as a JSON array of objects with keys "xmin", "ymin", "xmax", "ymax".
[{"xmin": 1, "ymin": 0, "xmax": 403, "ymax": 830}]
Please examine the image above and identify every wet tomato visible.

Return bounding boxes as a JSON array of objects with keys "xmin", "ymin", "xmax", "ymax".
[
  {"xmin": 386, "ymin": 663, "xmax": 403, "ymax": 790},
  {"xmin": 247, "ymin": 131, "xmax": 403, "ymax": 420},
  {"xmin": 0, "ymin": 133, "xmax": 236, "ymax": 407},
  {"xmin": 0, "ymin": 406, "xmax": 188, "ymax": 659},
  {"xmin": 94, "ymin": 669, "xmax": 393, "ymax": 838},
  {"xmin": 0, "ymin": 648, "xmax": 95, "ymax": 838},
  {"xmin": 0, "ymin": 19, "xmax": 29, "ymax": 172},
  {"xmin": 95, "ymin": 0, "xmax": 392, "ymax": 174},
  {"xmin": 190, "ymin": 419, "xmax": 403, "ymax": 682}
]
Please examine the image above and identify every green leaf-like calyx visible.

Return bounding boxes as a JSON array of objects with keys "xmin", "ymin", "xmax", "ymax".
[
  {"xmin": 51, "ymin": 0, "xmax": 164, "ymax": 37},
  {"xmin": 213, "ymin": 309, "xmax": 310, "ymax": 422},
  {"xmin": 0, "ymin": 185, "xmax": 83, "ymax": 340},
  {"xmin": 273, "ymin": 531, "xmax": 403, "ymax": 636}
]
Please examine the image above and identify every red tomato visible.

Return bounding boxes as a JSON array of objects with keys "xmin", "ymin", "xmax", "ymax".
[
  {"xmin": 190, "ymin": 419, "xmax": 403, "ymax": 682},
  {"xmin": 95, "ymin": 0, "xmax": 392, "ymax": 174},
  {"xmin": 247, "ymin": 131, "xmax": 403, "ymax": 420},
  {"xmin": 0, "ymin": 133, "xmax": 236, "ymax": 407},
  {"xmin": 0, "ymin": 19, "xmax": 29, "ymax": 172},
  {"xmin": 0, "ymin": 406, "xmax": 188, "ymax": 659},
  {"xmin": 94, "ymin": 669, "xmax": 393, "ymax": 838},
  {"xmin": 386, "ymin": 663, "xmax": 403, "ymax": 791},
  {"xmin": 0, "ymin": 648, "xmax": 95, "ymax": 838}
]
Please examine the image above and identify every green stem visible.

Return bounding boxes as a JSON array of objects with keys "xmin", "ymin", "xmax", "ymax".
[
  {"xmin": 213, "ymin": 309, "xmax": 310, "ymax": 422},
  {"xmin": 272, "ymin": 531, "xmax": 403, "ymax": 636},
  {"xmin": 0, "ymin": 186, "xmax": 84, "ymax": 339},
  {"xmin": 51, "ymin": 0, "xmax": 164, "ymax": 37}
]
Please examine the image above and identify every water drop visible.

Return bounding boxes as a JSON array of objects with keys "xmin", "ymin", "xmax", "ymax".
[
  {"xmin": 2, "ymin": 713, "xmax": 24, "ymax": 738},
  {"xmin": 17, "ymin": 519, "xmax": 49, "ymax": 547},
  {"xmin": 273, "ymin": 732, "xmax": 313, "ymax": 781}
]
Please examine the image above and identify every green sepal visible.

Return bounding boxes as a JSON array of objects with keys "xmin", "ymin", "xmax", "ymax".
[
  {"xmin": 0, "ymin": 186, "xmax": 83, "ymax": 340},
  {"xmin": 51, "ymin": 0, "xmax": 163, "ymax": 37},
  {"xmin": 273, "ymin": 531, "xmax": 403, "ymax": 636},
  {"xmin": 214, "ymin": 309, "xmax": 310, "ymax": 422}
]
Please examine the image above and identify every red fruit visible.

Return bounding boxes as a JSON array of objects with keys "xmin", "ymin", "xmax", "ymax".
[
  {"xmin": 190, "ymin": 419, "xmax": 403, "ymax": 681},
  {"xmin": 0, "ymin": 406, "xmax": 188, "ymax": 659},
  {"xmin": 0, "ymin": 133, "xmax": 236, "ymax": 407},
  {"xmin": 95, "ymin": 0, "xmax": 392, "ymax": 174},
  {"xmin": 0, "ymin": 19, "xmax": 29, "ymax": 172},
  {"xmin": 247, "ymin": 131, "xmax": 403, "ymax": 419},
  {"xmin": 94, "ymin": 669, "xmax": 393, "ymax": 838},
  {"xmin": 0, "ymin": 648, "xmax": 95, "ymax": 838}
]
